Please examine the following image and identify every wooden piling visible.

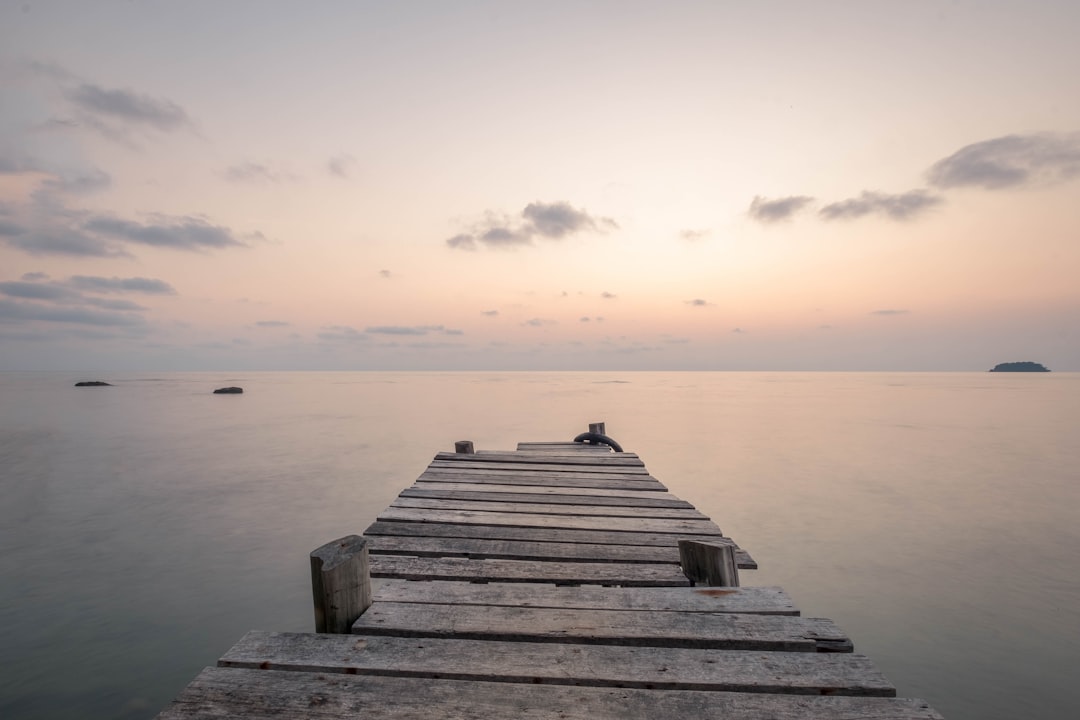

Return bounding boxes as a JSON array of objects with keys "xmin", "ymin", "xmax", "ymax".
[
  {"xmin": 588, "ymin": 422, "xmax": 606, "ymax": 435},
  {"xmin": 454, "ymin": 440, "xmax": 475, "ymax": 454},
  {"xmin": 310, "ymin": 535, "xmax": 371, "ymax": 633},
  {"xmin": 678, "ymin": 539, "xmax": 740, "ymax": 587}
]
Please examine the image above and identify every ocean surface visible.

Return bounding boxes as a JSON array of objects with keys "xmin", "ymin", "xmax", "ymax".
[{"xmin": 1, "ymin": 371, "xmax": 1077, "ymax": 719}]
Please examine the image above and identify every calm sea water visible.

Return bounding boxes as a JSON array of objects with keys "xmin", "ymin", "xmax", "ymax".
[{"xmin": 1, "ymin": 371, "xmax": 1077, "ymax": 719}]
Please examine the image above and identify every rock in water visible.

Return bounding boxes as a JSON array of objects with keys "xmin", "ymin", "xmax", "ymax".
[
  {"xmin": 213, "ymin": 386, "xmax": 244, "ymax": 394},
  {"xmin": 989, "ymin": 361, "xmax": 1050, "ymax": 372},
  {"xmin": 74, "ymin": 381, "xmax": 112, "ymax": 387}
]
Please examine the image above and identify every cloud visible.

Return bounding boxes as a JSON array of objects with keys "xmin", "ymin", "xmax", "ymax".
[
  {"xmin": 327, "ymin": 154, "xmax": 358, "ymax": 178},
  {"xmin": 37, "ymin": 169, "xmax": 112, "ymax": 196},
  {"xmin": 378, "ymin": 270, "xmax": 392, "ymax": 279},
  {"xmin": 580, "ymin": 316, "xmax": 591, "ymax": 322},
  {"xmin": 685, "ymin": 298, "xmax": 711, "ymax": 307},
  {"xmin": 0, "ymin": 281, "xmax": 75, "ymax": 301},
  {"xmin": 601, "ymin": 291, "xmax": 616, "ymax": 299},
  {"xmin": 317, "ymin": 325, "xmax": 370, "ymax": 343},
  {"xmin": 20, "ymin": 272, "xmax": 49, "ymax": 281},
  {"xmin": 0, "ymin": 298, "xmax": 146, "ymax": 327},
  {"xmin": 748, "ymin": 195, "xmax": 814, "ymax": 223},
  {"xmin": 255, "ymin": 320, "xmax": 290, "ymax": 328},
  {"xmin": 481, "ymin": 310, "xmax": 499, "ymax": 317},
  {"xmin": 870, "ymin": 309, "xmax": 909, "ymax": 315},
  {"xmin": 926, "ymin": 133, "xmax": 1080, "ymax": 190},
  {"xmin": 732, "ymin": 327, "xmax": 745, "ymax": 334},
  {"xmin": 82, "ymin": 215, "xmax": 245, "ymax": 250},
  {"xmin": 523, "ymin": 318, "xmax": 556, "ymax": 327},
  {"xmin": 67, "ymin": 276, "xmax": 176, "ymax": 294},
  {"xmin": 64, "ymin": 83, "xmax": 191, "ymax": 131},
  {"xmin": 223, "ymin": 162, "xmax": 295, "ymax": 184},
  {"xmin": 678, "ymin": 229, "xmax": 711, "ymax": 241},
  {"xmin": 365, "ymin": 325, "xmax": 461, "ymax": 336},
  {"xmin": 446, "ymin": 201, "xmax": 617, "ymax": 250},
  {"xmin": 3, "ymin": 226, "xmax": 122, "ymax": 257},
  {"xmin": 819, "ymin": 190, "xmax": 942, "ymax": 222},
  {"xmin": 446, "ymin": 233, "xmax": 476, "ymax": 250}
]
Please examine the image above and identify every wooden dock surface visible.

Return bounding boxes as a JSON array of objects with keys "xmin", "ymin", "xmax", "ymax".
[{"xmin": 155, "ymin": 433, "xmax": 944, "ymax": 719}]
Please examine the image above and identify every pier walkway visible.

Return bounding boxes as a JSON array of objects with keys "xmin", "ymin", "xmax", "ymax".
[{"xmin": 155, "ymin": 427, "xmax": 944, "ymax": 719}]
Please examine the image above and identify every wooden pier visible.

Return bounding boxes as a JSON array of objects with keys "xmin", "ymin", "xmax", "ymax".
[{"xmin": 155, "ymin": 426, "xmax": 944, "ymax": 719}]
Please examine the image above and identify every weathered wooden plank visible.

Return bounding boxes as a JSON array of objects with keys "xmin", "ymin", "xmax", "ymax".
[
  {"xmin": 428, "ymin": 460, "xmax": 652, "ymax": 475},
  {"xmin": 419, "ymin": 470, "xmax": 667, "ymax": 490},
  {"xmin": 376, "ymin": 507, "xmax": 723, "ymax": 536},
  {"xmin": 365, "ymin": 530, "xmax": 756, "ymax": 569},
  {"xmin": 368, "ymin": 535, "xmax": 682, "ymax": 564},
  {"xmin": 402, "ymin": 486, "xmax": 694, "ymax": 508},
  {"xmin": 352, "ymin": 602, "xmax": 850, "ymax": 652},
  {"xmin": 156, "ymin": 667, "xmax": 945, "ymax": 720},
  {"xmin": 369, "ymin": 555, "xmax": 692, "ymax": 586},
  {"xmin": 517, "ymin": 442, "xmax": 614, "ymax": 452},
  {"xmin": 441, "ymin": 451, "xmax": 643, "ymax": 466},
  {"xmin": 411, "ymin": 481, "xmax": 681, "ymax": 501},
  {"xmin": 221, "ymin": 631, "xmax": 893, "ymax": 695},
  {"xmin": 389, "ymin": 497, "xmax": 709, "ymax": 520},
  {"xmin": 372, "ymin": 580, "xmax": 797, "ymax": 615}
]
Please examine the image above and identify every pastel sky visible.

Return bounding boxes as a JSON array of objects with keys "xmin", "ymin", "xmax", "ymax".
[{"xmin": 2, "ymin": 1, "xmax": 1078, "ymax": 371}]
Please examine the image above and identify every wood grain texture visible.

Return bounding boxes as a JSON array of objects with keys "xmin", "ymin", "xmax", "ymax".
[
  {"xmin": 220, "ymin": 631, "xmax": 893, "ymax": 695},
  {"xmin": 369, "ymin": 555, "xmax": 692, "ymax": 586},
  {"xmin": 156, "ymin": 667, "xmax": 946, "ymax": 720},
  {"xmin": 310, "ymin": 535, "xmax": 371, "ymax": 634},
  {"xmin": 401, "ymin": 486, "xmax": 694, "ymax": 508},
  {"xmin": 679, "ymin": 539, "xmax": 740, "ymax": 587},
  {"xmin": 411, "ymin": 481, "xmax": 677, "ymax": 499},
  {"xmin": 351, "ymin": 602, "xmax": 850, "ymax": 652},
  {"xmin": 358, "ymin": 520, "xmax": 756, "ymax": 569},
  {"xmin": 376, "ymin": 507, "xmax": 723, "ymax": 535},
  {"xmin": 389, "ymin": 497, "xmax": 709, "ymax": 520},
  {"xmin": 439, "ymin": 451, "xmax": 642, "ymax": 466},
  {"xmin": 418, "ymin": 470, "xmax": 667, "ymax": 490},
  {"xmin": 371, "ymin": 580, "xmax": 797, "ymax": 615},
  {"xmin": 428, "ymin": 460, "xmax": 652, "ymax": 475}
]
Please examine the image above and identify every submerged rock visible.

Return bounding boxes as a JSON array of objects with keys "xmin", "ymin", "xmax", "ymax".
[
  {"xmin": 74, "ymin": 381, "xmax": 112, "ymax": 387},
  {"xmin": 989, "ymin": 361, "xmax": 1050, "ymax": 372},
  {"xmin": 213, "ymin": 386, "xmax": 244, "ymax": 394}
]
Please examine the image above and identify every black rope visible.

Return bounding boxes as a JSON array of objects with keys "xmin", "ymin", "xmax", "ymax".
[{"xmin": 572, "ymin": 431, "xmax": 624, "ymax": 453}]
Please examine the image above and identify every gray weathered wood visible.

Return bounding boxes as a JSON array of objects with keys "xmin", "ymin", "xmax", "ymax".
[
  {"xmin": 365, "ymin": 527, "xmax": 757, "ymax": 569},
  {"xmin": 156, "ymin": 668, "xmax": 946, "ymax": 720},
  {"xmin": 518, "ymin": 441, "xmax": 613, "ymax": 452},
  {"xmin": 404, "ymin": 485, "xmax": 692, "ymax": 506},
  {"xmin": 310, "ymin": 535, "xmax": 371, "ymax": 634},
  {"xmin": 390, "ymin": 497, "xmax": 709, "ymax": 520},
  {"xmin": 588, "ymin": 421, "xmax": 607, "ymax": 435},
  {"xmin": 419, "ymin": 470, "xmax": 667, "ymax": 490},
  {"xmin": 429, "ymin": 459, "xmax": 651, "ymax": 475},
  {"xmin": 368, "ymin": 535, "xmax": 685, "ymax": 564},
  {"xmin": 376, "ymin": 506, "xmax": 723, "ymax": 535},
  {"xmin": 680, "ymin": 539, "xmax": 740, "ymax": 587},
  {"xmin": 352, "ymin": 602, "xmax": 851, "ymax": 652},
  {"xmin": 439, "ymin": 450, "xmax": 641, "ymax": 465},
  {"xmin": 453, "ymin": 440, "xmax": 474, "ymax": 454},
  {"xmin": 221, "ymin": 631, "xmax": 892, "ymax": 695},
  {"xmin": 411, "ymin": 481, "xmax": 678, "ymax": 500},
  {"xmin": 369, "ymin": 555, "xmax": 692, "ymax": 586},
  {"xmin": 372, "ymin": 580, "xmax": 798, "ymax": 615}
]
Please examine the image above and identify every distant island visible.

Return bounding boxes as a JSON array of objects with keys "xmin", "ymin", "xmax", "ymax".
[
  {"xmin": 989, "ymin": 361, "xmax": 1050, "ymax": 372},
  {"xmin": 74, "ymin": 380, "xmax": 112, "ymax": 387}
]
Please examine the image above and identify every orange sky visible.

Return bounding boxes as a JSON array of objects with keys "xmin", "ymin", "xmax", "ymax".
[{"xmin": 1, "ymin": 1, "xmax": 1078, "ymax": 370}]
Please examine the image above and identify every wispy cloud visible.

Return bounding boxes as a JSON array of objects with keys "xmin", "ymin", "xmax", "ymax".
[
  {"xmin": 523, "ymin": 318, "xmax": 556, "ymax": 327},
  {"xmin": 685, "ymin": 298, "xmax": 711, "ymax": 307},
  {"xmin": 819, "ymin": 190, "xmax": 942, "ymax": 222},
  {"xmin": 255, "ymin": 320, "xmax": 290, "ymax": 328},
  {"xmin": 2, "ymin": 226, "xmax": 123, "ymax": 257},
  {"xmin": 327, "ymin": 154, "xmax": 358, "ymax": 178},
  {"xmin": 446, "ymin": 201, "xmax": 618, "ymax": 250},
  {"xmin": 378, "ymin": 270, "xmax": 392, "ymax": 279},
  {"xmin": 748, "ymin": 195, "xmax": 814, "ymax": 223},
  {"xmin": 82, "ymin": 215, "xmax": 246, "ymax": 250},
  {"xmin": 67, "ymin": 276, "xmax": 176, "ymax": 294},
  {"xmin": 601, "ymin": 291, "xmax": 616, "ymax": 299},
  {"xmin": 678, "ymin": 229, "xmax": 711, "ymax": 241},
  {"xmin": 870, "ymin": 309, "xmax": 910, "ymax": 315},
  {"xmin": 365, "ymin": 325, "xmax": 462, "ymax": 336},
  {"xmin": 64, "ymin": 83, "xmax": 191, "ymax": 132},
  {"xmin": 223, "ymin": 162, "xmax": 296, "ymax": 184},
  {"xmin": 926, "ymin": 132, "xmax": 1080, "ymax": 190},
  {"xmin": 317, "ymin": 325, "xmax": 371, "ymax": 343},
  {"xmin": 481, "ymin": 310, "xmax": 499, "ymax": 317}
]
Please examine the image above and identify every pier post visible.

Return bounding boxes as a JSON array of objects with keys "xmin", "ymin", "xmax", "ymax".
[
  {"xmin": 310, "ymin": 535, "xmax": 371, "ymax": 633},
  {"xmin": 678, "ymin": 539, "xmax": 740, "ymax": 587},
  {"xmin": 588, "ymin": 422, "xmax": 606, "ymax": 435},
  {"xmin": 454, "ymin": 440, "xmax": 475, "ymax": 454}
]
